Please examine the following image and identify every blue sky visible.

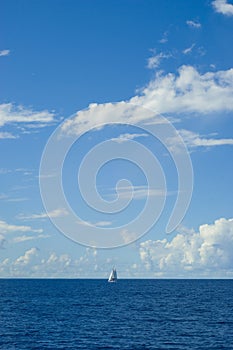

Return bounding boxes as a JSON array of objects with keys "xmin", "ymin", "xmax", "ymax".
[{"xmin": 0, "ymin": 0, "xmax": 233, "ymax": 278}]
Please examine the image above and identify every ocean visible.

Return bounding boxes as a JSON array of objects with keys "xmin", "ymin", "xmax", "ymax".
[{"xmin": 0, "ymin": 279, "xmax": 233, "ymax": 349}]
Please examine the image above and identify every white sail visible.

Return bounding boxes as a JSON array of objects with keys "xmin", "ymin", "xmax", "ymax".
[{"xmin": 108, "ymin": 267, "xmax": 117, "ymax": 282}]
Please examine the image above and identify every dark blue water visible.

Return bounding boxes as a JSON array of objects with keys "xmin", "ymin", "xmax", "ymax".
[{"xmin": 1, "ymin": 279, "xmax": 233, "ymax": 349}]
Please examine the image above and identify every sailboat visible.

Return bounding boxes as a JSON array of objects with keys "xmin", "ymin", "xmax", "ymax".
[{"xmin": 108, "ymin": 267, "xmax": 117, "ymax": 282}]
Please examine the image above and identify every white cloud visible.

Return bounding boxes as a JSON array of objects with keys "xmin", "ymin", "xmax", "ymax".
[
  {"xmin": 108, "ymin": 185, "xmax": 171, "ymax": 200},
  {"xmin": 0, "ymin": 219, "xmax": 44, "ymax": 248},
  {"xmin": 15, "ymin": 248, "xmax": 39, "ymax": 265},
  {"xmin": 94, "ymin": 221, "xmax": 112, "ymax": 227},
  {"xmin": 20, "ymin": 123, "xmax": 55, "ymax": 129},
  {"xmin": 0, "ymin": 132, "xmax": 17, "ymax": 139},
  {"xmin": 39, "ymin": 249, "xmax": 97, "ymax": 277},
  {"xmin": 6, "ymin": 197, "xmax": 29, "ymax": 202},
  {"xmin": 18, "ymin": 208, "xmax": 69, "ymax": 220},
  {"xmin": 159, "ymin": 31, "xmax": 169, "ymax": 44},
  {"xmin": 78, "ymin": 220, "xmax": 112, "ymax": 227},
  {"xmin": 180, "ymin": 129, "xmax": 233, "ymax": 148},
  {"xmin": 0, "ymin": 103, "xmax": 56, "ymax": 128},
  {"xmin": 167, "ymin": 129, "xmax": 233, "ymax": 153},
  {"xmin": 132, "ymin": 65, "xmax": 233, "ymax": 114},
  {"xmin": 0, "ymin": 49, "xmax": 10, "ymax": 57},
  {"xmin": 0, "ymin": 193, "xmax": 8, "ymax": 200},
  {"xmin": 120, "ymin": 229, "xmax": 141, "ymax": 244},
  {"xmin": 183, "ymin": 43, "xmax": 195, "ymax": 55},
  {"xmin": 0, "ymin": 247, "xmax": 101, "ymax": 277},
  {"xmin": 212, "ymin": 0, "xmax": 233, "ymax": 16},
  {"xmin": 186, "ymin": 20, "xmax": 201, "ymax": 28},
  {"xmin": 61, "ymin": 65, "xmax": 233, "ymax": 137},
  {"xmin": 147, "ymin": 52, "xmax": 170, "ymax": 69},
  {"xmin": 0, "ymin": 168, "xmax": 11, "ymax": 175},
  {"xmin": 11, "ymin": 234, "xmax": 50, "ymax": 243},
  {"xmin": 153, "ymin": 66, "xmax": 232, "ymax": 107},
  {"xmin": 0, "ymin": 168, "xmax": 33, "ymax": 175},
  {"xmin": 110, "ymin": 133, "xmax": 148, "ymax": 143},
  {"xmin": 2, "ymin": 218, "xmax": 233, "ymax": 277},
  {"xmin": 139, "ymin": 218, "xmax": 233, "ymax": 276},
  {"xmin": 0, "ymin": 220, "xmax": 42, "ymax": 234}
]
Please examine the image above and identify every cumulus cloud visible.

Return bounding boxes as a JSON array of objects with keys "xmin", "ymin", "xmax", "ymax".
[
  {"xmin": 0, "ymin": 247, "xmax": 102, "ymax": 277},
  {"xmin": 15, "ymin": 247, "xmax": 39, "ymax": 265},
  {"xmin": 186, "ymin": 20, "xmax": 201, "ymax": 28},
  {"xmin": 3, "ymin": 219, "xmax": 233, "ymax": 277},
  {"xmin": 61, "ymin": 65, "xmax": 233, "ymax": 137},
  {"xmin": 0, "ymin": 49, "xmax": 10, "ymax": 57},
  {"xmin": 39, "ymin": 248, "xmax": 99, "ymax": 277},
  {"xmin": 212, "ymin": 0, "xmax": 233, "ymax": 16},
  {"xmin": 0, "ymin": 103, "xmax": 56, "ymax": 128},
  {"xmin": 139, "ymin": 218, "xmax": 233, "ymax": 276},
  {"xmin": 132, "ymin": 65, "xmax": 233, "ymax": 115}
]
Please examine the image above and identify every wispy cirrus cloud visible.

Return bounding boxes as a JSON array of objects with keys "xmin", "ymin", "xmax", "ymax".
[
  {"xmin": 159, "ymin": 31, "xmax": 169, "ymax": 44},
  {"xmin": 147, "ymin": 51, "xmax": 170, "ymax": 69},
  {"xmin": 166, "ymin": 129, "xmax": 233, "ymax": 153},
  {"xmin": 0, "ymin": 168, "xmax": 11, "ymax": 175},
  {"xmin": 79, "ymin": 220, "xmax": 112, "ymax": 227},
  {"xmin": 0, "ymin": 49, "xmax": 10, "ymax": 57},
  {"xmin": 17, "ymin": 208, "xmax": 69, "ymax": 220},
  {"xmin": 108, "ymin": 185, "xmax": 173, "ymax": 200},
  {"xmin": 186, "ymin": 20, "xmax": 201, "ymax": 28},
  {"xmin": 6, "ymin": 197, "xmax": 29, "ymax": 203},
  {"xmin": 110, "ymin": 133, "xmax": 148, "ymax": 143},
  {"xmin": 11, "ymin": 234, "xmax": 50, "ymax": 243},
  {"xmin": 0, "ymin": 193, "xmax": 8, "ymax": 200},
  {"xmin": 183, "ymin": 43, "xmax": 195, "ymax": 55},
  {"xmin": 0, "ymin": 103, "xmax": 56, "ymax": 129},
  {"xmin": 212, "ymin": 0, "xmax": 233, "ymax": 16},
  {"xmin": 0, "ymin": 220, "xmax": 42, "ymax": 234},
  {"xmin": 0, "ymin": 168, "xmax": 34, "ymax": 176},
  {"xmin": 0, "ymin": 132, "xmax": 17, "ymax": 139},
  {"xmin": 180, "ymin": 130, "xmax": 233, "ymax": 148},
  {"xmin": 0, "ymin": 219, "xmax": 46, "ymax": 248}
]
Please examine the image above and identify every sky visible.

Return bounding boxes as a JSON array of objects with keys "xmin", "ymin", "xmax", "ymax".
[{"xmin": 0, "ymin": 0, "xmax": 233, "ymax": 278}]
